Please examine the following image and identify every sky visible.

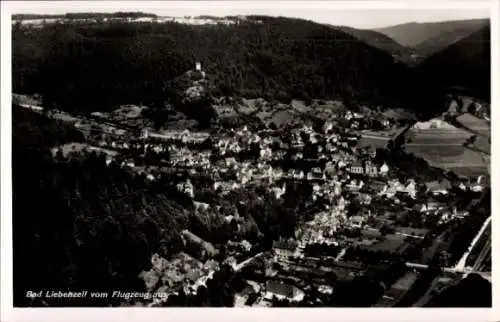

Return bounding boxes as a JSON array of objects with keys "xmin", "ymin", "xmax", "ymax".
[{"xmin": 6, "ymin": 1, "xmax": 491, "ymax": 29}]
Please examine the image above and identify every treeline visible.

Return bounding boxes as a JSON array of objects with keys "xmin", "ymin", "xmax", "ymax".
[
  {"xmin": 12, "ymin": 106, "xmax": 85, "ymax": 150},
  {"xmin": 425, "ymin": 274, "xmax": 491, "ymax": 307},
  {"xmin": 13, "ymin": 12, "xmax": 157, "ymax": 20},
  {"xmin": 13, "ymin": 16, "xmax": 446, "ymax": 117}
]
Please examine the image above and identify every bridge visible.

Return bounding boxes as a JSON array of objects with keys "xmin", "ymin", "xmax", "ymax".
[{"xmin": 405, "ymin": 262, "xmax": 491, "ymax": 281}]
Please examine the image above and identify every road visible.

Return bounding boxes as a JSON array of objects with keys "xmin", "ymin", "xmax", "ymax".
[
  {"xmin": 233, "ymin": 252, "xmax": 264, "ymax": 272},
  {"xmin": 366, "ymin": 227, "xmax": 424, "ymax": 239},
  {"xmin": 471, "ymin": 238, "xmax": 491, "ymax": 271},
  {"xmin": 454, "ymin": 216, "xmax": 491, "ymax": 271}
]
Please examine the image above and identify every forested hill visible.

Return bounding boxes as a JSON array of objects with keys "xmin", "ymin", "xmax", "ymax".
[
  {"xmin": 412, "ymin": 20, "xmax": 490, "ymax": 63},
  {"xmin": 416, "ymin": 26, "xmax": 490, "ymax": 101},
  {"xmin": 13, "ymin": 16, "xmax": 445, "ymax": 117},
  {"xmin": 335, "ymin": 26, "xmax": 415, "ymax": 64},
  {"xmin": 375, "ymin": 19, "xmax": 489, "ymax": 48}
]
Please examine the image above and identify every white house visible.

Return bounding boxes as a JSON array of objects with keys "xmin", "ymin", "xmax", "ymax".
[{"xmin": 380, "ymin": 163, "xmax": 389, "ymax": 175}]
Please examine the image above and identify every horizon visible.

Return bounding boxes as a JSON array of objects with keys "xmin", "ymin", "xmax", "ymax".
[
  {"xmin": 6, "ymin": 1, "xmax": 491, "ymax": 29},
  {"xmin": 10, "ymin": 12, "xmax": 491, "ymax": 30}
]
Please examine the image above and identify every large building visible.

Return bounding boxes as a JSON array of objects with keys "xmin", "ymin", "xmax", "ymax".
[{"xmin": 264, "ymin": 280, "xmax": 305, "ymax": 302}]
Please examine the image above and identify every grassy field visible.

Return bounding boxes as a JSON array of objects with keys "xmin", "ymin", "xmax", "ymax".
[
  {"xmin": 357, "ymin": 136, "xmax": 390, "ymax": 149},
  {"xmin": 406, "ymin": 143, "xmax": 487, "ymax": 173},
  {"xmin": 406, "ymin": 145, "xmax": 464, "ymax": 157},
  {"xmin": 456, "ymin": 113, "xmax": 490, "ymax": 137},
  {"xmin": 395, "ymin": 227, "xmax": 429, "ymax": 237},
  {"xmin": 447, "ymin": 166, "xmax": 489, "ymax": 177},
  {"xmin": 357, "ymin": 231, "xmax": 408, "ymax": 254}
]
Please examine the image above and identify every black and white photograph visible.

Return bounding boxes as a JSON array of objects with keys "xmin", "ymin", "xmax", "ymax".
[{"xmin": 1, "ymin": 0, "xmax": 498, "ymax": 319}]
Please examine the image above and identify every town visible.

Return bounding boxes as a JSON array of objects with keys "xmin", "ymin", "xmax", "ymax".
[{"xmin": 12, "ymin": 59, "xmax": 491, "ymax": 307}]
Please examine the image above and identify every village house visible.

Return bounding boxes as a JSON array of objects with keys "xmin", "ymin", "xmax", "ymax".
[
  {"xmin": 349, "ymin": 215, "xmax": 365, "ymax": 228},
  {"xmin": 365, "ymin": 160, "xmax": 378, "ymax": 177},
  {"xmin": 425, "ymin": 179, "xmax": 452, "ymax": 195},
  {"xmin": 379, "ymin": 163, "xmax": 390, "ymax": 176},
  {"xmin": 349, "ymin": 160, "xmax": 364, "ymax": 174},
  {"xmin": 273, "ymin": 239, "xmax": 298, "ymax": 261},
  {"xmin": 270, "ymin": 183, "xmax": 287, "ymax": 200},
  {"xmin": 176, "ymin": 179, "xmax": 195, "ymax": 198},
  {"xmin": 346, "ymin": 179, "xmax": 364, "ymax": 192},
  {"xmin": 264, "ymin": 280, "xmax": 305, "ymax": 303}
]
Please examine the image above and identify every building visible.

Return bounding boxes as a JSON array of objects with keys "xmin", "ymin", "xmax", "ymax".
[
  {"xmin": 349, "ymin": 215, "xmax": 364, "ymax": 228},
  {"xmin": 365, "ymin": 160, "xmax": 378, "ymax": 177},
  {"xmin": 380, "ymin": 163, "xmax": 389, "ymax": 175},
  {"xmin": 176, "ymin": 179, "xmax": 194, "ymax": 198},
  {"xmin": 349, "ymin": 160, "xmax": 364, "ymax": 174},
  {"xmin": 425, "ymin": 179, "xmax": 451, "ymax": 195},
  {"xmin": 264, "ymin": 280, "xmax": 305, "ymax": 302},
  {"xmin": 448, "ymin": 99, "xmax": 459, "ymax": 115},
  {"xmin": 273, "ymin": 239, "xmax": 298, "ymax": 260}
]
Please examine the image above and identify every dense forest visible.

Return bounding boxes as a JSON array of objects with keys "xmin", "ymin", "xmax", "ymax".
[
  {"xmin": 335, "ymin": 26, "xmax": 415, "ymax": 64},
  {"xmin": 12, "ymin": 16, "xmax": 446, "ymax": 117},
  {"xmin": 416, "ymin": 26, "xmax": 491, "ymax": 101},
  {"xmin": 425, "ymin": 274, "xmax": 491, "ymax": 307}
]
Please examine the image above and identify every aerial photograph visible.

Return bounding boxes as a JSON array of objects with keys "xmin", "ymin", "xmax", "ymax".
[{"xmin": 7, "ymin": 1, "xmax": 492, "ymax": 309}]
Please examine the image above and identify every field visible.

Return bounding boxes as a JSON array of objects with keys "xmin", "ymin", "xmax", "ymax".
[
  {"xmin": 356, "ymin": 230, "xmax": 408, "ymax": 254},
  {"xmin": 356, "ymin": 136, "xmax": 390, "ymax": 149},
  {"xmin": 456, "ymin": 113, "xmax": 490, "ymax": 137},
  {"xmin": 448, "ymin": 166, "xmax": 489, "ymax": 177},
  {"xmin": 394, "ymin": 227, "xmax": 429, "ymax": 238},
  {"xmin": 405, "ymin": 119, "xmax": 488, "ymax": 177},
  {"xmin": 405, "ymin": 145, "xmax": 464, "ymax": 159}
]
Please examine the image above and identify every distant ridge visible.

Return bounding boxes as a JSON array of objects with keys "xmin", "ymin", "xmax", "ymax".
[
  {"xmin": 374, "ymin": 19, "xmax": 489, "ymax": 48},
  {"xmin": 12, "ymin": 12, "xmax": 158, "ymax": 20},
  {"xmin": 335, "ymin": 26, "xmax": 414, "ymax": 64},
  {"xmin": 416, "ymin": 25, "xmax": 490, "ymax": 101}
]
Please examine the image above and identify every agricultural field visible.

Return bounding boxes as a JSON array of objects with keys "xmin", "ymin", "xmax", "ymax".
[
  {"xmin": 404, "ymin": 117, "xmax": 488, "ymax": 177},
  {"xmin": 456, "ymin": 113, "xmax": 490, "ymax": 137},
  {"xmin": 448, "ymin": 166, "xmax": 489, "ymax": 177},
  {"xmin": 470, "ymin": 136, "xmax": 490, "ymax": 154},
  {"xmin": 405, "ymin": 145, "xmax": 465, "ymax": 162}
]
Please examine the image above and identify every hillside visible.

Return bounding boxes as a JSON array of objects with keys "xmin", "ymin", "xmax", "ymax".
[
  {"xmin": 375, "ymin": 19, "xmax": 489, "ymax": 49},
  {"xmin": 12, "ymin": 16, "xmax": 445, "ymax": 118},
  {"xmin": 412, "ymin": 19, "xmax": 489, "ymax": 62},
  {"xmin": 416, "ymin": 26, "xmax": 490, "ymax": 101},
  {"xmin": 335, "ymin": 26, "xmax": 415, "ymax": 64},
  {"xmin": 425, "ymin": 274, "xmax": 491, "ymax": 307}
]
